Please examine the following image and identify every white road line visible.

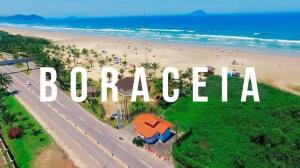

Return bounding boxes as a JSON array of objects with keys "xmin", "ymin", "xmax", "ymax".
[
  {"xmin": 73, "ymin": 139, "xmax": 83, "ymax": 150},
  {"xmin": 89, "ymin": 154, "xmax": 102, "ymax": 166},
  {"xmin": 95, "ymin": 129, "xmax": 104, "ymax": 135},
  {"xmin": 78, "ymin": 117, "xmax": 86, "ymax": 122},
  {"xmin": 57, "ymin": 100, "xmax": 66, "ymax": 108},
  {"xmin": 116, "ymin": 143, "xmax": 127, "ymax": 151},
  {"xmin": 139, "ymin": 159, "xmax": 152, "ymax": 168}
]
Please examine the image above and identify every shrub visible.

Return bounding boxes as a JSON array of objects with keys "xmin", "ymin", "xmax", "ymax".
[
  {"xmin": 1, "ymin": 112, "xmax": 17, "ymax": 125},
  {"xmin": 231, "ymin": 154, "xmax": 246, "ymax": 168},
  {"xmin": 8, "ymin": 126, "xmax": 23, "ymax": 139},
  {"xmin": 157, "ymin": 96, "xmax": 173, "ymax": 109},
  {"xmin": 129, "ymin": 101, "xmax": 146, "ymax": 115},
  {"xmin": 132, "ymin": 136, "xmax": 144, "ymax": 147}
]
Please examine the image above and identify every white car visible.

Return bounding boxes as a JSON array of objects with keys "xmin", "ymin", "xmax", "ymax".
[{"xmin": 26, "ymin": 81, "xmax": 32, "ymax": 86}]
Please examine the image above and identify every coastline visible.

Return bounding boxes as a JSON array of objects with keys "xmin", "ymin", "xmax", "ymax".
[{"xmin": 1, "ymin": 25, "xmax": 300, "ymax": 95}]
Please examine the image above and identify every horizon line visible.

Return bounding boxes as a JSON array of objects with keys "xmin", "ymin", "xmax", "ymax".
[{"xmin": 1, "ymin": 11, "xmax": 300, "ymax": 19}]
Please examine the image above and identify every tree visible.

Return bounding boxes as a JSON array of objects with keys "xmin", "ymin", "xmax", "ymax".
[
  {"xmin": 90, "ymin": 49, "xmax": 98, "ymax": 58},
  {"xmin": 98, "ymin": 59, "xmax": 106, "ymax": 69},
  {"xmin": 152, "ymin": 78, "xmax": 163, "ymax": 98},
  {"xmin": 151, "ymin": 62, "xmax": 160, "ymax": 78},
  {"xmin": 0, "ymin": 89, "xmax": 7, "ymax": 115},
  {"xmin": 122, "ymin": 60, "xmax": 128, "ymax": 69},
  {"xmin": 183, "ymin": 68, "xmax": 193, "ymax": 86},
  {"xmin": 119, "ymin": 69, "xmax": 125, "ymax": 79},
  {"xmin": 132, "ymin": 136, "xmax": 144, "ymax": 147},
  {"xmin": 140, "ymin": 62, "xmax": 150, "ymax": 78},
  {"xmin": 50, "ymin": 58, "xmax": 64, "ymax": 83},
  {"xmin": 86, "ymin": 65, "xmax": 91, "ymax": 72},
  {"xmin": 88, "ymin": 59, "xmax": 93, "ymax": 69},
  {"xmin": 107, "ymin": 57, "xmax": 113, "ymax": 65},
  {"xmin": 128, "ymin": 68, "xmax": 135, "ymax": 77},
  {"xmin": 0, "ymin": 72, "xmax": 13, "ymax": 89},
  {"xmin": 65, "ymin": 57, "xmax": 72, "ymax": 69},
  {"xmin": 140, "ymin": 62, "xmax": 150, "ymax": 70},
  {"xmin": 82, "ymin": 48, "xmax": 89, "ymax": 60},
  {"xmin": 2, "ymin": 111, "xmax": 16, "ymax": 125},
  {"xmin": 73, "ymin": 49, "xmax": 80, "ymax": 65},
  {"xmin": 129, "ymin": 101, "xmax": 146, "ymax": 115}
]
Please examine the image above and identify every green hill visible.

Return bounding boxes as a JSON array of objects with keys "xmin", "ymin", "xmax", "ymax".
[{"xmin": 165, "ymin": 76, "xmax": 300, "ymax": 168}]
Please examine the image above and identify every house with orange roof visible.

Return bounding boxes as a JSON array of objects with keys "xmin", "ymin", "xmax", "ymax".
[{"xmin": 133, "ymin": 113, "xmax": 172, "ymax": 144}]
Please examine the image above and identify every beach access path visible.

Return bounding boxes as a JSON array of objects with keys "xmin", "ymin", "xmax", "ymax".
[{"xmin": 0, "ymin": 64, "xmax": 173, "ymax": 168}]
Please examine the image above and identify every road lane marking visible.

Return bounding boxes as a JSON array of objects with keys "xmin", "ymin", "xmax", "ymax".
[
  {"xmin": 89, "ymin": 154, "xmax": 102, "ymax": 166},
  {"xmin": 2, "ymin": 66, "xmax": 152, "ymax": 168},
  {"xmin": 116, "ymin": 143, "xmax": 127, "ymax": 151},
  {"xmin": 78, "ymin": 117, "xmax": 86, "ymax": 122},
  {"xmin": 2, "ymin": 67, "xmax": 122, "ymax": 166},
  {"xmin": 57, "ymin": 100, "xmax": 66, "ymax": 108},
  {"xmin": 139, "ymin": 159, "xmax": 153, "ymax": 168},
  {"xmin": 95, "ymin": 129, "xmax": 104, "ymax": 135}
]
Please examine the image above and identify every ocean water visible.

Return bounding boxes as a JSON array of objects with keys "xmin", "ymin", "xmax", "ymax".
[{"xmin": 1, "ymin": 13, "xmax": 300, "ymax": 56}]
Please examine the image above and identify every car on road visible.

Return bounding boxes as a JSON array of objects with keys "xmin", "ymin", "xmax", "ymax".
[{"xmin": 26, "ymin": 80, "xmax": 32, "ymax": 86}]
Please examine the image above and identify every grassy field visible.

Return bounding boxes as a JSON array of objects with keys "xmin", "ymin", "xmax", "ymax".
[
  {"xmin": 1, "ymin": 96, "xmax": 51, "ymax": 168},
  {"xmin": 165, "ymin": 76, "xmax": 300, "ymax": 168}
]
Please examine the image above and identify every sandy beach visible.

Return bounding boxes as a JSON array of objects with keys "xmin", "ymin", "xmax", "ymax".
[{"xmin": 1, "ymin": 25, "xmax": 300, "ymax": 95}]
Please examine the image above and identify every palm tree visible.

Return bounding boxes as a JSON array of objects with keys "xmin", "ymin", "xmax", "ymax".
[
  {"xmin": 140, "ymin": 62, "xmax": 151, "ymax": 78},
  {"xmin": 65, "ymin": 57, "xmax": 72, "ymax": 69},
  {"xmin": 98, "ymin": 59, "xmax": 106, "ymax": 69},
  {"xmin": 122, "ymin": 60, "xmax": 128, "ymax": 69},
  {"xmin": 88, "ymin": 59, "xmax": 93, "ymax": 69},
  {"xmin": 86, "ymin": 65, "xmax": 91, "ymax": 72},
  {"xmin": 0, "ymin": 73, "xmax": 13, "ymax": 89},
  {"xmin": 72, "ymin": 49, "xmax": 80, "ymax": 66},
  {"xmin": 61, "ymin": 45, "xmax": 66, "ymax": 52},
  {"xmin": 119, "ymin": 69, "xmax": 125, "ymax": 79},
  {"xmin": 152, "ymin": 78, "xmax": 163, "ymax": 98},
  {"xmin": 182, "ymin": 68, "xmax": 193, "ymax": 93},
  {"xmin": 140, "ymin": 62, "xmax": 150, "ymax": 70},
  {"xmin": 82, "ymin": 48, "xmax": 89, "ymax": 60},
  {"xmin": 128, "ymin": 68, "xmax": 135, "ymax": 77},
  {"xmin": 90, "ymin": 49, "xmax": 97, "ymax": 58},
  {"xmin": 107, "ymin": 58, "xmax": 113, "ymax": 65},
  {"xmin": 151, "ymin": 62, "xmax": 160, "ymax": 78}
]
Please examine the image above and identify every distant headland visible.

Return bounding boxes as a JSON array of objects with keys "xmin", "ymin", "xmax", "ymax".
[
  {"xmin": 0, "ymin": 14, "xmax": 44, "ymax": 21},
  {"xmin": 189, "ymin": 10, "xmax": 207, "ymax": 16}
]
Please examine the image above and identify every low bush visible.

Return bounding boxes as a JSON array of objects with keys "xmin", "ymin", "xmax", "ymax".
[
  {"xmin": 8, "ymin": 126, "xmax": 23, "ymax": 139},
  {"xmin": 129, "ymin": 101, "xmax": 146, "ymax": 115},
  {"xmin": 132, "ymin": 136, "xmax": 144, "ymax": 147}
]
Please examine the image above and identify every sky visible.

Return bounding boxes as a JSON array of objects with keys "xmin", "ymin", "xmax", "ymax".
[{"xmin": 0, "ymin": 0, "xmax": 300, "ymax": 17}]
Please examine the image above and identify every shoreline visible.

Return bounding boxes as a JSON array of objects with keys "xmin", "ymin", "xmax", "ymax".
[
  {"xmin": 1, "ymin": 25, "xmax": 300, "ymax": 96},
  {"xmin": 1, "ymin": 23, "xmax": 300, "ymax": 58}
]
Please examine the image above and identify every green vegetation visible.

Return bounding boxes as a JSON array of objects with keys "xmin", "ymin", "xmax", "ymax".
[
  {"xmin": 132, "ymin": 136, "xmax": 144, "ymax": 147},
  {"xmin": 164, "ymin": 76, "xmax": 300, "ymax": 168},
  {"xmin": 0, "ymin": 95, "xmax": 51, "ymax": 168},
  {"xmin": 0, "ymin": 71, "xmax": 51, "ymax": 168},
  {"xmin": 129, "ymin": 101, "xmax": 147, "ymax": 116},
  {"xmin": 0, "ymin": 31, "xmax": 70, "ymax": 90}
]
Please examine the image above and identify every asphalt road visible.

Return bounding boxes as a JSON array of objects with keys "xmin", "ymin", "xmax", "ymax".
[{"xmin": 1, "ymin": 65, "xmax": 172, "ymax": 168}]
